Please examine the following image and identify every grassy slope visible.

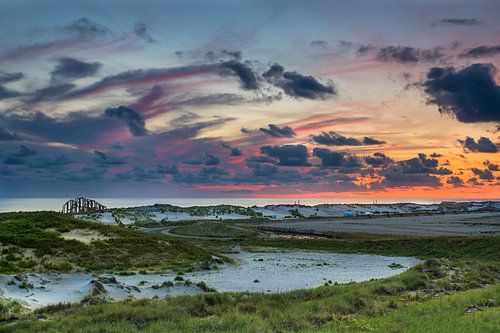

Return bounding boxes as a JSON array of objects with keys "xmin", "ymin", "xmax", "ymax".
[
  {"xmin": 312, "ymin": 285, "xmax": 500, "ymax": 333},
  {"xmin": 0, "ymin": 211, "xmax": 214, "ymax": 273},
  {"xmin": 169, "ymin": 222, "xmax": 262, "ymax": 238}
]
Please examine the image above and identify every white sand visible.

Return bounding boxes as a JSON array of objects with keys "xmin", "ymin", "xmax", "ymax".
[{"xmin": 60, "ymin": 229, "xmax": 112, "ymax": 244}]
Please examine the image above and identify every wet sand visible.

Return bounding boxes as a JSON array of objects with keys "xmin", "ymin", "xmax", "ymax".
[{"xmin": 252, "ymin": 212, "xmax": 500, "ymax": 237}]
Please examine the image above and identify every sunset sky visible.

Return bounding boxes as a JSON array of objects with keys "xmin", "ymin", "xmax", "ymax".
[{"xmin": 0, "ymin": 0, "xmax": 498, "ymax": 199}]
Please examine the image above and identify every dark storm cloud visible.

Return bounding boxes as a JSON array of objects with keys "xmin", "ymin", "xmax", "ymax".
[
  {"xmin": 467, "ymin": 177, "xmax": 482, "ymax": 186},
  {"xmin": 134, "ymin": 22, "xmax": 154, "ymax": 43},
  {"xmin": 221, "ymin": 143, "xmax": 242, "ymax": 156},
  {"xmin": 27, "ymin": 155, "xmax": 75, "ymax": 169},
  {"xmin": 0, "ymin": 85, "xmax": 21, "ymax": 100},
  {"xmin": 1, "ymin": 111, "xmax": 124, "ymax": 144},
  {"xmin": 311, "ymin": 132, "xmax": 385, "ymax": 146},
  {"xmin": 312, "ymin": 148, "xmax": 362, "ymax": 169},
  {"xmin": 202, "ymin": 153, "xmax": 220, "ymax": 166},
  {"xmin": 30, "ymin": 83, "xmax": 76, "ymax": 102},
  {"xmin": 484, "ymin": 160, "xmax": 499, "ymax": 171},
  {"xmin": 364, "ymin": 152, "xmax": 393, "ymax": 167},
  {"xmin": 459, "ymin": 137, "xmax": 498, "ymax": 153},
  {"xmin": 157, "ymin": 165, "xmax": 179, "ymax": 174},
  {"xmin": 3, "ymin": 145, "xmax": 37, "ymax": 165},
  {"xmin": 11, "ymin": 145, "xmax": 37, "ymax": 157},
  {"xmin": 263, "ymin": 63, "xmax": 335, "ymax": 99},
  {"xmin": 356, "ymin": 44, "xmax": 376, "ymax": 56},
  {"xmin": 374, "ymin": 153, "xmax": 450, "ymax": 188},
  {"xmin": 114, "ymin": 166, "xmax": 162, "ymax": 182},
  {"xmin": 64, "ymin": 17, "xmax": 109, "ymax": 39},
  {"xmin": 471, "ymin": 168, "xmax": 494, "ymax": 181},
  {"xmin": 183, "ymin": 153, "xmax": 220, "ymax": 166},
  {"xmin": 398, "ymin": 153, "xmax": 438, "ymax": 173},
  {"xmin": 380, "ymin": 171, "xmax": 442, "ymax": 187},
  {"xmin": 3, "ymin": 157, "xmax": 25, "ymax": 165},
  {"xmin": 94, "ymin": 150, "xmax": 126, "ymax": 166},
  {"xmin": 262, "ymin": 63, "xmax": 284, "ymax": 79},
  {"xmin": 205, "ymin": 50, "xmax": 242, "ymax": 62},
  {"xmin": 459, "ymin": 45, "xmax": 500, "ymax": 58},
  {"xmin": 50, "ymin": 57, "xmax": 102, "ymax": 83},
  {"xmin": 312, "ymin": 132, "xmax": 362, "ymax": 146},
  {"xmin": 260, "ymin": 145, "xmax": 310, "ymax": 166},
  {"xmin": 376, "ymin": 46, "xmax": 444, "ymax": 63},
  {"xmin": 363, "ymin": 137, "xmax": 386, "ymax": 145},
  {"xmin": 423, "ymin": 63, "xmax": 500, "ymax": 123},
  {"xmin": 433, "ymin": 18, "xmax": 482, "ymax": 26},
  {"xmin": 221, "ymin": 60, "xmax": 259, "ymax": 90},
  {"xmin": 0, "ymin": 72, "xmax": 24, "ymax": 84},
  {"xmin": 277, "ymin": 72, "xmax": 335, "ymax": 99},
  {"xmin": 311, "ymin": 40, "xmax": 328, "ymax": 49},
  {"xmin": 246, "ymin": 155, "xmax": 276, "ymax": 164},
  {"xmin": 104, "ymin": 106, "xmax": 147, "ymax": 136},
  {"xmin": 0, "ymin": 126, "xmax": 21, "ymax": 141},
  {"xmin": 172, "ymin": 167, "xmax": 229, "ymax": 185},
  {"xmin": 447, "ymin": 176, "xmax": 465, "ymax": 187},
  {"xmin": 259, "ymin": 124, "xmax": 296, "ymax": 138},
  {"xmin": 249, "ymin": 163, "xmax": 278, "ymax": 177},
  {"xmin": 432, "ymin": 167, "xmax": 453, "ymax": 175},
  {"xmin": 221, "ymin": 50, "xmax": 243, "ymax": 61}
]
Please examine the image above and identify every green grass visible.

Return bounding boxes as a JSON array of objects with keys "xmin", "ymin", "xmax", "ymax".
[
  {"xmin": 239, "ymin": 236, "xmax": 500, "ymax": 261},
  {"xmin": 169, "ymin": 222, "xmax": 263, "ymax": 238},
  {"xmin": 0, "ymin": 211, "xmax": 216, "ymax": 273},
  {"xmin": 311, "ymin": 285, "xmax": 500, "ymax": 332}
]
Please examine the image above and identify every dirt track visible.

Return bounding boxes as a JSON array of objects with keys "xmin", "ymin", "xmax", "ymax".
[{"xmin": 251, "ymin": 212, "xmax": 500, "ymax": 237}]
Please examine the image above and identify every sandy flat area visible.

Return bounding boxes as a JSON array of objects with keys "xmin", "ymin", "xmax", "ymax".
[
  {"xmin": 0, "ymin": 251, "xmax": 418, "ymax": 308},
  {"xmin": 253, "ymin": 212, "xmax": 500, "ymax": 237}
]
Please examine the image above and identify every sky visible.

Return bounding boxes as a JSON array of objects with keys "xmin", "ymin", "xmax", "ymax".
[{"xmin": 0, "ymin": 0, "xmax": 499, "ymax": 199}]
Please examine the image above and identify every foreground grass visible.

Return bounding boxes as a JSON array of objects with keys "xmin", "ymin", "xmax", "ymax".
[
  {"xmin": 169, "ymin": 222, "xmax": 263, "ymax": 238},
  {"xmin": 1, "ymin": 258, "xmax": 499, "ymax": 332},
  {"xmin": 0, "ymin": 211, "xmax": 215, "ymax": 273},
  {"xmin": 312, "ymin": 285, "xmax": 500, "ymax": 333}
]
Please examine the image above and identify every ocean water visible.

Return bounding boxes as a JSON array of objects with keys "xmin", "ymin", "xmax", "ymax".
[{"xmin": 0, "ymin": 197, "xmax": 481, "ymax": 213}]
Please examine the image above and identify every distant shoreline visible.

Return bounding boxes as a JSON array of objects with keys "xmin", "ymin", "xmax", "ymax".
[{"xmin": 1, "ymin": 197, "xmax": 499, "ymax": 213}]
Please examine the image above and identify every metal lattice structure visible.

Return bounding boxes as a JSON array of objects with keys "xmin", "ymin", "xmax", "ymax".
[{"xmin": 62, "ymin": 197, "xmax": 107, "ymax": 214}]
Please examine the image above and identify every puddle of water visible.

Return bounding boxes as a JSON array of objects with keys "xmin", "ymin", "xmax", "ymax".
[{"xmin": 0, "ymin": 251, "xmax": 419, "ymax": 309}]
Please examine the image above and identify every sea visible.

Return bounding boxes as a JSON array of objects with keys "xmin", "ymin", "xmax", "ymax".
[{"xmin": 0, "ymin": 197, "xmax": 492, "ymax": 213}]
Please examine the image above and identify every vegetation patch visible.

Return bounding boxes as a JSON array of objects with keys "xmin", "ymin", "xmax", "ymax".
[
  {"xmin": 239, "ymin": 235, "xmax": 500, "ymax": 261},
  {"xmin": 0, "ymin": 211, "xmax": 216, "ymax": 274},
  {"xmin": 169, "ymin": 222, "xmax": 264, "ymax": 238}
]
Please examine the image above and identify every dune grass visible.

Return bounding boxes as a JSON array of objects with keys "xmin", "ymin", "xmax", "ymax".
[
  {"xmin": 239, "ymin": 235, "xmax": 500, "ymax": 261},
  {"xmin": 0, "ymin": 211, "xmax": 216, "ymax": 274},
  {"xmin": 169, "ymin": 222, "xmax": 263, "ymax": 238}
]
